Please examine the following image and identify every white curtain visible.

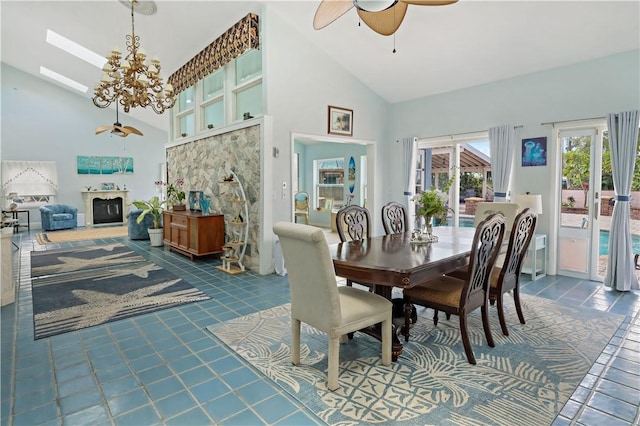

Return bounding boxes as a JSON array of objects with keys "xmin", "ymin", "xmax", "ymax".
[
  {"xmin": 1, "ymin": 160, "xmax": 58, "ymax": 196},
  {"xmin": 488, "ymin": 125, "xmax": 515, "ymax": 202},
  {"xmin": 402, "ymin": 137, "xmax": 417, "ymax": 229},
  {"xmin": 604, "ymin": 110, "xmax": 640, "ymax": 291}
]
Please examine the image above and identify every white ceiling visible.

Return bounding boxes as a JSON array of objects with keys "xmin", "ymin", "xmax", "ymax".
[{"xmin": 2, "ymin": 1, "xmax": 638, "ymax": 133}]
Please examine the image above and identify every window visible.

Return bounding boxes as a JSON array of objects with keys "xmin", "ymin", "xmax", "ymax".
[
  {"xmin": 176, "ymin": 87, "xmax": 194, "ymax": 138},
  {"xmin": 315, "ymin": 158, "xmax": 344, "ymax": 209},
  {"xmin": 201, "ymin": 69, "xmax": 224, "ymax": 130},
  {"xmin": 171, "ymin": 49, "xmax": 262, "ymax": 141},
  {"xmin": 1, "ymin": 161, "xmax": 58, "ymax": 208}
]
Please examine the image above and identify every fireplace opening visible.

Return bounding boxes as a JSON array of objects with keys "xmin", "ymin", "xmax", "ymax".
[{"xmin": 93, "ymin": 197, "xmax": 123, "ymax": 224}]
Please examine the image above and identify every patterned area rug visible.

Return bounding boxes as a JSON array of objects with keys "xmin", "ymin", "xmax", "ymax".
[
  {"xmin": 36, "ymin": 226, "xmax": 128, "ymax": 244},
  {"xmin": 31, "ymin": 243, "xmax": 144, "ymax": 278},
  {"xmin": 31, "ymin": 244, "xmax": 210, "ymax": 339},
  {"xmin": 207, "ymin": 296, "xmax": 624, "ymax": 425}
]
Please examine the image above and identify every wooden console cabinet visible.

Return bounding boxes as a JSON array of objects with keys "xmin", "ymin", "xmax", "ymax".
[{"xmin": 162, "ymin": 210, "xmax": 224, "ymax": 260}]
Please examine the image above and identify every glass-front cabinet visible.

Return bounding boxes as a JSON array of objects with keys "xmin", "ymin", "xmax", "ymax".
[{"xmin": 171, "ymin": 49, "xmax": 263, "ymax": 141}]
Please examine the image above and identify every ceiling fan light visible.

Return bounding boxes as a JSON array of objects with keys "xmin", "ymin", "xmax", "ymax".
[{"xmin": 354, "ymin": 0, "xmax": 397, "ymax": 12}]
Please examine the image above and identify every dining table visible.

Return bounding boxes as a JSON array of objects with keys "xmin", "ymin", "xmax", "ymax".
[{"xmin": 329, "ymin": 226, "xmax": 477, "ymax": 361}]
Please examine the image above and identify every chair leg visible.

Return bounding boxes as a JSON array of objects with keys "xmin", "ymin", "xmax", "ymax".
[
  {"xmin": 327, "ymin": 336, "xmax": 340, "ymax": 391},
  {"xmin": 381, "ymin": 319, "xmax": 391, "ymax": 366},
  {"xmin": 433, "ymin": 309, "xmax": 439, "ymax": 325},
  {"xmin": 513, "ymin": 287, "xmax": 526, "ymax": 325},
  {"xmin": 291, "ymin": 318, "xmax": 301, "ymax": 365},
  {"xmin": 496, "ymin": 292, "xmax": 509, "ymax": 336},
  {"xmin": 459, "ymin": 314, "xmax": 476, "ymax": 365},
  {"xmin": 403, "ymin": 298, "xmax": 412, "ymax": 342},
  {"xmin": 481, "ymin": 304, "xmax": 495, "ymax": 348}
]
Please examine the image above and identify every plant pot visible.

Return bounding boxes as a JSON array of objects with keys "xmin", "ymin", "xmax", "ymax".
[
  {"xmin": 148, "ymin": 228, "xmax": 164, "ymax": 247},
  {"xmin": 172, "ymin": 204, "xmax": 186, "ymax": 211}
]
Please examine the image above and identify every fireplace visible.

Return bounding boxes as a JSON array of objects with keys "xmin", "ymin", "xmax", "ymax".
[
  {"xmin": 82, "ymin": 190, "xmax": 129, "ymax": 226},
  {"xmin": 92, "ymin": 197, "xmax": 123, "ymax": 224}
]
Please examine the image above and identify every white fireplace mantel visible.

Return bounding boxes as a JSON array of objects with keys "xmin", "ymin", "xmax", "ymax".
[{"xmin": 82, "ymin": 190, "xmax": 129, "ymax": 226}]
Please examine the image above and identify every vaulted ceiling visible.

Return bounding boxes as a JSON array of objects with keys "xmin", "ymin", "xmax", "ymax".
[{"xmin": 2, "ymin": 1, "xmax": 638, "ymax": 132}]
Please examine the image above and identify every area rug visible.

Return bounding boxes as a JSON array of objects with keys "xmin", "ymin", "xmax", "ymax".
[
  {"xmin": 30, "ymin": 243, "xmax": 145, "ymax": 278},
  {"xmin": 36, "ymin": 226, "xmax": 128, "ymax": 244},
  {"xmin": 207, "ymin": 296, "xmax": 624, "ymax": 425},
  {"xmin": 31, "ymin": 246, "xmax": 210, "ymax": 339}
]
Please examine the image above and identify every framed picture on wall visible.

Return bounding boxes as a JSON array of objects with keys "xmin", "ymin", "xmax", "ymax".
[
  {"xmin": 328, "ymin": 106, "xmax": 353, "ymax": 136},
  {"xmin": 522, "ymin": 137, "xmax": 547, "ymax": 167}
]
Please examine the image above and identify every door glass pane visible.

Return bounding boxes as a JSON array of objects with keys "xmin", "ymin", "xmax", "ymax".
[
  {"xmin": 560, "ymin": 135, "xmax": 591, "ymax": 228},
  {"xmin": 425, "ymin": 145, "xmax": 455, "ymax": 226}
]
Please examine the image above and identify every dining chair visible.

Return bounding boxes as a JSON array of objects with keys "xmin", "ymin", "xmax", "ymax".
[
  {"xmin": 273, "ymin": 222, "xmax": 392, "ymax": 391},
  {"xmin": 294, "ymin": 192, "xmax": 310, "ymax": 224},
  {"xmin": 336, "ymin": 205, "xmax": 372, "ymax": 292},
  {"xmin": 381, "ymin": 201, "xmax": 408, "ymax": 235},
  {"xmin": 403, "ymin": 213, "xmax": 506, "ymax": 365},
  {"xmin": 335, "ymin": 205, "xmax": 371, "ymax": 242},
  {"xmin": 447, "ymin": 208, "xmax": 537, "ymax": 336}
]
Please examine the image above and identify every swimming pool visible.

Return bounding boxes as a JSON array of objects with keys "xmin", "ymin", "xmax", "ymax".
[
  {"xmin": 447, "ymin": 217, "xmax": 639, "ymax": 256},
  {"xmin": 599, "ymin": 231, "xmax": 640, "ymax": 256}
]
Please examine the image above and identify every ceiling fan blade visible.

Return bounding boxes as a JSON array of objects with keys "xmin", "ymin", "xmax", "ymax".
[
  {"xmin": 313, "ymin": 0, "xmax": 355, "ymax": 30},
  {"xmin": 401, "ymin": 0, "xmax": 458, "ymax": 5},
  {"xmin": 95, "ymin": 125, "xmax": 112, "ymax": 135},
  {"xmin": 123, "ymin": 126, "xmax": 143, "ymax": 136},
  {"xmin": 357, "ymin": 1, "xmax": 407, "ymax": 35}
]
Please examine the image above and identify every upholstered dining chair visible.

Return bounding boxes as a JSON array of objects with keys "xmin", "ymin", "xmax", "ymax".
[
  {"xmin": 294, "ymin": 192, "xmax": 310, "ymax": 224},
  {"xmin": 447, "ymin": 209, "xmax": 537, "ymax": 336},
  {"xmin": 381, "ymin": 201, "xmax": 408, "ymax": 235},
  {"xmin": 273, "ymin": 222, "xmax": 392, "ymax": 391},
  {"xmin": 403, "ymin": 213, "xmax": 506, "ymax": 365}
]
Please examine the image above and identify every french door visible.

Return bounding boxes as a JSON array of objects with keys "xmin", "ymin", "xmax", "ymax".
[{"xmin": 557, "ymin": 127, "xmax": 605, "ymax": 281}]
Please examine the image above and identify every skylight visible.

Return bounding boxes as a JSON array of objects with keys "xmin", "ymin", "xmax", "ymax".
[
  {"xmin": 40, "ymin": 67, "xmax": 88, "ymax": 93},
  {"xmin": 46, "ymin": 30, "xmax": 106, "ymax": 68}
]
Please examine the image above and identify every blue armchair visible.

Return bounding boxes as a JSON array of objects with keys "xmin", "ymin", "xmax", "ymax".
[
  {"xmin": 39, "ymin": 204, "xmax": 78, "ymax": 231},
  {"xmin": 127, "ymin": 209, "xmax": 156, "ymax": 240}
]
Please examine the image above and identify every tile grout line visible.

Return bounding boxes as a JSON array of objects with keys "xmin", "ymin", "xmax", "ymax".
[{"xmin": 566, "ymin": 307, "xmax": 640, "ymax": 425}]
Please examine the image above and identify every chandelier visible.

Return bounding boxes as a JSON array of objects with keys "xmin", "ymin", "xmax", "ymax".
[{"xmin": 93, "ymin": 0, "xmax": 175, "ymax": 114}]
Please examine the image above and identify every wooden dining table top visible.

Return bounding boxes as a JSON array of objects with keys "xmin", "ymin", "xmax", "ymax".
[{"xmin": 329, "ymin": 227, "xmax": 477, "ymax": 290}]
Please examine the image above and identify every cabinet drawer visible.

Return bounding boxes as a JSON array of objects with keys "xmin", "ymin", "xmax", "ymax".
[{"xmin": 171, "ymin": 215, "xmax": 188, "ymax": 226}]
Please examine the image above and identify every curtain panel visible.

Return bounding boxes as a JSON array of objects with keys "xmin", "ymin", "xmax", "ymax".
[
  {"xmin": 604, "ymin": 110, "xmax": 640, "ymax": 291},
  {"xmin": 1, "ymin": 160, "xmax": 58, "ymax": 196},
  {"xmin": 488, "ymin": 125, "xmax": 515, "ymax": 202},
  {"xmin": 168, "ymin": 13, "xmax": 259, "ymax": 94},
  {"xmin": 402, "ymin": 138, "xmax": 417, "ymax": 229}
]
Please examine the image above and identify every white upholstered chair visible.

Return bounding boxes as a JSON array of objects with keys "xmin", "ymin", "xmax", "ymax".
[{"xmin": 273, "ymin": 221, "xmax": 392, "ymax": 391}]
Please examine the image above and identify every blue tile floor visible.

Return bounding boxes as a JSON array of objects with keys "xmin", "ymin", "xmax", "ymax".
[{"xmin": 1, "ymin": 231, "xmax": 639, "ymax": 425}]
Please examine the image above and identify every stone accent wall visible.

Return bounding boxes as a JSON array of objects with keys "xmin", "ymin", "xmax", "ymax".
[{"xmin": 166, "ymin": 125, "xmax": 261, "ymax": 270}]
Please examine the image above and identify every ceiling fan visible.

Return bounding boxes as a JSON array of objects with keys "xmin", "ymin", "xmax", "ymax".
[
  {"xmin": 95, "ymin": 102, "xmax": 143, "ymax": 138},
  {"xmin": 313, "ymin": 0, "xmax": 458, "ymax": 36}
]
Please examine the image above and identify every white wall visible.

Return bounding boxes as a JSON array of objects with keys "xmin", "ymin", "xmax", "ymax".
[
  {"xmin": 388, "ymin": 49, "xmax": 640, "ymax": 240},
  {"xmin": 1, "ymin": 63, "xmax": 168, "ymax": 229},
  {"xmin": 262, "ymin": 8, "xmax": 390, "ymax": 230}
]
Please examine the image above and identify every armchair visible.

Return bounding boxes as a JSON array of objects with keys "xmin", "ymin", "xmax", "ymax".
[{"xmin": 39, "ymin": 204, "xmax": 78, "ymax": 231}]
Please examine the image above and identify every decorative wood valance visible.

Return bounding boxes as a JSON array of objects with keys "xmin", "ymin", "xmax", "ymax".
[{"xmin": 168, "ymin": 13, "xmax": 259, "ymax": 94}]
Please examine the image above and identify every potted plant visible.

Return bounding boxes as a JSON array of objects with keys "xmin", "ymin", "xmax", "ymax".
[
  {"xmin": 132, "ymin": 196, "xmax": 166, "ymax": 247},
  {"xmin": 167, "ymin": 178, "xmax": 186, "ymax": 211}
]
